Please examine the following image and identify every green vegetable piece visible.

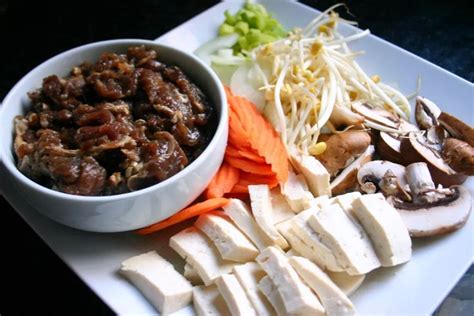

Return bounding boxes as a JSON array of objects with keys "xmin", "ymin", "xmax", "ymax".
[
  {"xmin": 255, "ymin": 14, "xmax": 266, "ymax": 30},
  {"xmin": 255, "ymin": 4, "xmax": 268, "ymax": 16},
  {"xmin": 219, "ymin": 23, "xmax": 235, "ymax": 36},
  {"xmin": 224, "ymin": 10, "xmax": 237, "ymax": 25},
  {"xmin": 240, "ymin": 9, "xmax": 255, "ymax": 22},
  {"xmin": 238, "ymin": 36, "xmax": 249, "ymax": 50},
  {"xmin": 218, "ymin": 2, "xmax": 287, "ymax": 56},
  {"xmin": 247, "ymin": 29, "xmax": 262, "ymax": 43},
  {"xmin": 235, "ymin": 21, "xmax": 249, "ymax": 35}
]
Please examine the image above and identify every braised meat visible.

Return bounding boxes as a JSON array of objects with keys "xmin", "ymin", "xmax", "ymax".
[{"xmin": 14, "ymin": 46, "xmax": 216, "ymax": 196}]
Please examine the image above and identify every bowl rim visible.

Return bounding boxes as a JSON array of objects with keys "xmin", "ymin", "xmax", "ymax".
[{"xmin": 0, "ymin": 38, "xmax": 228, "ymax": 202}]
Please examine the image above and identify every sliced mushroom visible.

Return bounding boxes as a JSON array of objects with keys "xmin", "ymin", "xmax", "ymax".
[
  {"xmin": 357, "ymin": 160, "xmax": 408, "ymax": 194},
  {"xmin": 400, "ymin": 132, "xmax": 466, "ymax": 186},
  {"xmin": 331, "ymin": 145, "xmax": 374, "ymax": 195},
  {"xmin": 438, "ymin": 111, "xmax": 474, "ymax": 147},
  {"xmin": 415, "ymin": 96, "xmax": 441, "ymax": 130},
  {"xmin": 376, "ymin": 120, "xmax": 418, "ymax": 165},
  {"xmin": 316, "ymin": 130, "xmax": 371, "ymax": 177},
  {"xmin": 329, "ymin": 104, "xmax": 365, "ymax": 130},
  {"xmin": 442, "ymin": 138, "xmax": 474, "ymax": 175},
  {"xmin": 392, "ymin": 185, "xmax": 471, "ymax": 237},
  {"xmin": 351, "ymin": 102, "xmax": 400, "ymax": 129}
]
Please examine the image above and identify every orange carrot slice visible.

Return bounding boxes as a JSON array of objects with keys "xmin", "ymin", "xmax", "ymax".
[
  {"xmin": 225, "ymin": 144, "xmax": 266, "ymax": 164},
  {"xmin": 206, "ymin": 162, "xmax": 240, "ymax": 199},
  {"xmin": 136, "ymin": 198, "xmax": 229, "ymax": 235},
  {"xmin": 225, "ymin": 154, "xmax": 275, "ymax": 176},
  {"xmin": 225, "ymin": 88, "xmax": 289, "ymax": 183},
  {"xmin": 230, "ymin": 183, "xmax": 250, "ymax": 194}
]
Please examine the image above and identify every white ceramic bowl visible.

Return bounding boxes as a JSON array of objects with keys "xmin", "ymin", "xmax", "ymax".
[{"xmin": 0, "ymin": 39, "xmax": 228, "ymax": 232}]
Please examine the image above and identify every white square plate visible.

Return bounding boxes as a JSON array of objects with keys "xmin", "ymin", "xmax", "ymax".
[{"xmin": 1, "ymin": 1, "xmax": 473, "ymax": 315}]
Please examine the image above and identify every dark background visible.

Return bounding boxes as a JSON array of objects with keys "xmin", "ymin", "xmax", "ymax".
[{"xmin": 1, "ymin": 0, "xmax": 472, "ymax": 314}]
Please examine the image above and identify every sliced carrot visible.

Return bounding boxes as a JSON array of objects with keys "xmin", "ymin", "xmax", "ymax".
[
  {"xmin": 205, "ymin": 162, "xmax": 240, "ymax": 199},
  {"xmin": 136, "ymin": 198, "xmax": 229, "ymax": 235},
  {"xmin": 225, "ymin": 154, "xmax": 275, "ymax": 176},
  {"xmin": 226, "ymin": 144, "xmax": 266, "ymax": 164},
  {"xmin": 230, "ymin": 183, "xmax": 249, "ymax": 194},
  {"xmin": 236, "ymin": 147, "xmax": 266, "ymax": 164},
  {"xmin": 225, "ymin": 88, "xmax": 289, "ymax": 183}
]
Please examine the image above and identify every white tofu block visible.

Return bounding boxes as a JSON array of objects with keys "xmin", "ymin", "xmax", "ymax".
[
  {"xmin": 277, "ymin": 219, "xmax": 336, "ymax": 271},
  {"xmin": 233, "ymin": 262, "xmax": 275, "ymax": 316},
  {"xmin": 285, "ymin": 249, "xmax": 299, "ymax": 257},
  {"xmin": 282, "ymin": 171, "xmax": 314, "ymax": 213},
  {"xmin": 289, "ymin": 150, "xmax": 331, "ymax": 197},
  {"xmin": 291, "ymin": 208, "xmax": 343, "ymax": 272},
  {"xmin": 195, "ymin": 211, "xmax": 259, "ymax": 262},
  {"xmin": 307, "ymin": 195, "xmax": 330, "ymax": 209},
  {"xmin": 184, "ymin": 263, "xmax": 203, "ymax": 285},
  {"xmin": 169, "ymin": 227, "xmax": 237, "ymax": 285},
  {"xmin": 289, "ymin": 256, "xmax": 355, "ymax": 316},
  {"xmin": 326, "ymin": 271, "xmax": 365, "ymax": 296},
  {"xmin": 223, "ymin": 199, "xmax": 273, "ymax": 251},
  {"xmin": 270, "ymin": 187, "xmax": 296, "ymax": 224},
  {"xmin": 120, "ymin": 251, "xmax": 192, "ymax": 314},
  {"xmin": 193, "ymin": 284, "xmax": 230, "ymax": 316},
  {"xmin": 308, "ymin": 203, "xmax": 381, "ymax": 275},
  {"xmin": 256, "ymin": 247, "xmax": 325, "ymax": 315},
  {"xmin": 334, "ymin": 192, "xmax": 362, "ymax": 214},
  {"xmin": 351, "ymin": 193, "xmax": 412, "ymax": 266},
  {"xmin": 258, "ymin": 276, "xmax": 286, "ymax": 316},
  {"xmin": 249, "ymin": 185, "xmax": 289, "ymax": 249},
  {"xmin": 215, "ymin": 274, "xmax": 257, "ymax": 316}
]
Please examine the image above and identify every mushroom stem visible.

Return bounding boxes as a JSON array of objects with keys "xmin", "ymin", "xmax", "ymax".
[
  {"xmin": 406, "ymin": 162, "xmax": 444, "ymax": 204},
  {"xmin": 379, "ymin": 170, "xmax": 411, "ymax": 202}
]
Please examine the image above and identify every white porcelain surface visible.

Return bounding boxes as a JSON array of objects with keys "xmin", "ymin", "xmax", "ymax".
[
  {"xmin": 0, "ymin": 39, "xmax": 228, "ymax": 232},
  {"xmin": 0, "ymin": 1, "xmax": 473, "ymax": 315}
]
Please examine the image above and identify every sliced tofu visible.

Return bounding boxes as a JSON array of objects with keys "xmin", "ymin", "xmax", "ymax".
[
  {"xmin": 120, "ymin": 251, "xmax": 192, "ymax": 314},
  {"xmin": 291, "ymin": 208, "xmax": 343, "ymax": 272},
  {"xmin": 233, "ymin": 262, "xmax": 275, "ymax": 316},
  {"xmin": 249, "ymin": 185, "xmax": 289, "ymax": 249},
  {"xmin": 282, "ymin": 171, "xmax": 314, "ymax": 212},
  {"xmin": 270, "ymin": 187, "xmax": 296, "ymax": 224},
  {"xmin": 307, "ymin": 195, "xmax": 330, "ymax": 209},
  {"xmin": 285, "ymin": 249, "xmax": 299, "ymax": 257},
  {"xmin": 289, "ymin": 256, "xmax": 356, "ymax": 316},
  {"xmin": 169, "ymin": 227, "xmax": 237, "ymax": 285},
  {"xmin": 195, "ymin": 211, "xmax": 259, "ymax": 262},
  {"xmin": 223, "ymin": 199, "xmax": 273, "ymax": 251},
  {"xmin": 308, "ymin": 203, "xmax": 381, "ymax": 275},
  {"xmin": 351, "ymin": 193, "xmax": 412, "ymax": 266},
  {"xmin": 215, "ymin": 274, "xmax": 257, "ymax": 316},
  {"xmin": 193, "ymin": 284, "xmax": 230, "ymax": 316},
  {"xmin": 256, "ymin": 246, "xmax": 325, "ymax": 315},
  {"xmin": 326, "ymin": 271, "xmax": 365, "ymax": 296},
  {"xmin": 277, "ymin": 219, "xmax": 339, "ymax": 272},
  {"xmin": 184, "ymin": 263, "xmax": 203, "ymax": 285},
  {"xmin": 289, "ymin": 150, "xmax": 331, "ymax": 197},
  {"xmin": 333, "ymin": 192, "xmax": 362, "ymax": 215},
  {"xmin": 258, "ymin": 276, "xmax": 286, "ymax": 316}
]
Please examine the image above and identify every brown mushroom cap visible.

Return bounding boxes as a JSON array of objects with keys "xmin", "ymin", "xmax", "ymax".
[
  {"xmin": 351, "ymin": 102, "xmax": 400, "ymax": 129},
  {"xmin": 376, "ymin": 121, "xmax": 418, "ymax": 165},
  {"xmin": 393, "ymin": 185, "xmax": 472, "ymax": 237},
  {"xmin": 331, "ymin": 145, "xmax": 374, "ymax": 195},
  {"xmin": 400, "ymin": 133, "xmax": 466, "ymax": 186},
  {"xmin": 438, "ymin": 112, "xmax": 474, "ymax": 147},
  {"xmin": 442, "ymin": 138, "xmax": 474, "ymax": 175}
]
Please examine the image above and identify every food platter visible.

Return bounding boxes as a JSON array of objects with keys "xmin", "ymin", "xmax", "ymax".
[{"xmin": 1, "ymin": 0, "xmax": 472, "ymax": 315}]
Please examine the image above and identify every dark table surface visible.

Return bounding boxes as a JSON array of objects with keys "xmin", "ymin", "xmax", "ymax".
[{"xmin": 1, "ymin": 0, "xmax": 472, "ymax": 314}]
